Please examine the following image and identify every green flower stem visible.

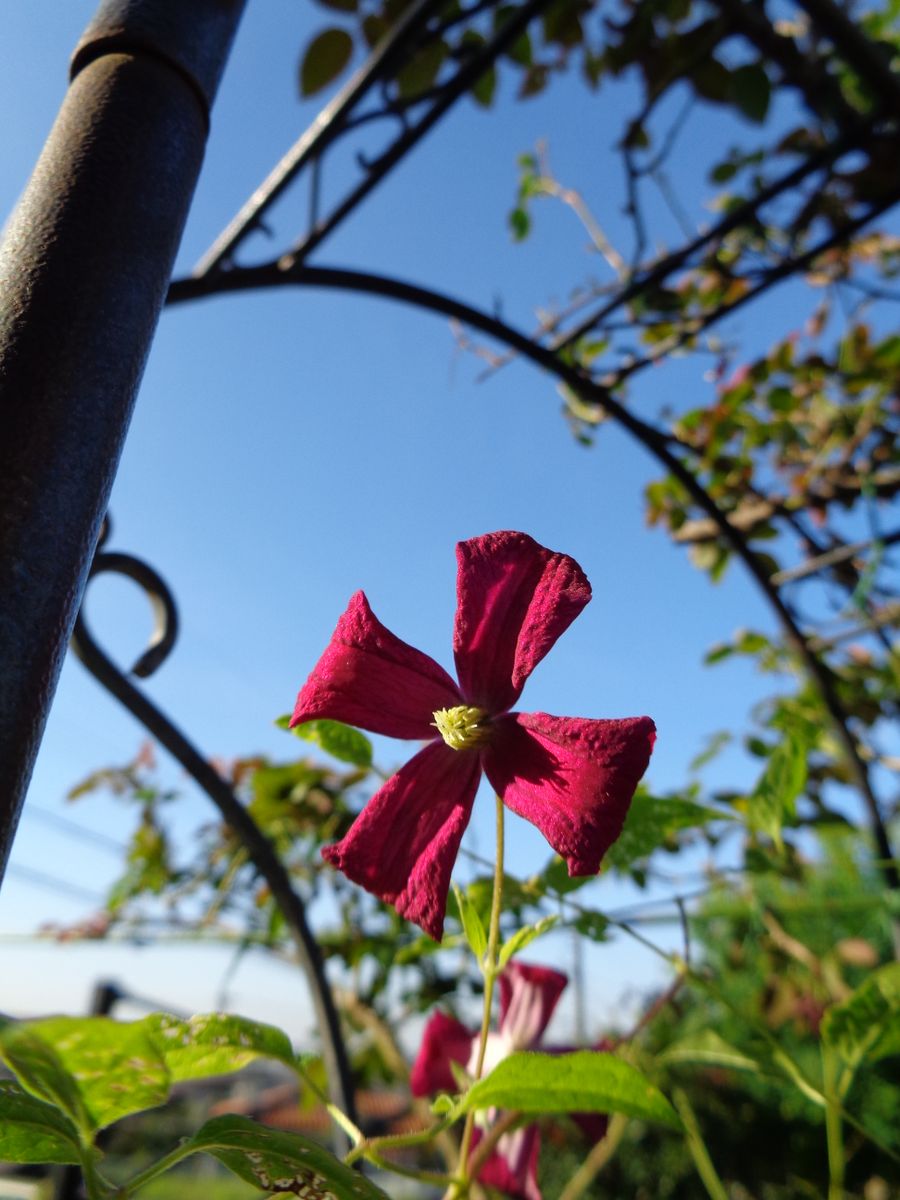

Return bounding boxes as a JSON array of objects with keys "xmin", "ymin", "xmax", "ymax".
[
  {"xmin": 295, "ymin": 1059, "xmax": 365, "ymax": 1150},
  {"xmin": 120, "ymin": 1140, "xmax": 202, "ymax": 1197},
  {"xmin": 454, "ymin": 795, "xmax": 506, "ymax": 1197},
  {"xmin": 79, "ymin": 1150, "xmax": 113, "ymax": 1200},
  {"xmin": 344, "ymin": 1117, "xmax": 455, "ymax": 1166},
  {"xmin": 673, "ymin": 1088, "xmax": 729, "ymax": 1200},
  {"xmin": 557, "ymin": 1112, "xmax": 629, "ymax": 1200},
  {"xmin": 465, "ymin": 1110, "xmax": 522, "ymax": 1178},
  {"xmin": 367, "ymin": 1152, "xmax": 456, "ymax": 1188},
  {"xmin": 822, "ymin": 1043, "xmax": 846, "ymax": 1200}
]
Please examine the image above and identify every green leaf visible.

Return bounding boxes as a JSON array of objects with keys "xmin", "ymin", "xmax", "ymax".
[
  {"xmin": 822, "ymin": 963, "xmax": 900, "ymax": 1070},
  {"xmin": 498, "ymin": 914, "xmax": 558, "ymax": 968},
  {"xmin": 572, "ymin": 911, "xmax": 609, "ymax": 943},
  {"xmin": 509, "ymin": 206, "xmax": 531, "ymax": 241},
  {"xmin": 313, "ymin": 0, "xmax": 358, "ymax": 10},
  {"xmin": 531, "ymin": 855, "xmax": 594, "ymax": 897},
  {"xmin": 604, "ymin": 794, "xmax": 724, "ymax": 870},
  {"xmin": 453, "ymin": 884, "xmax": 487, "ymax": 961},
  {"xmin": 660, "ymin": 1030, "xmax": 763, "ymax": 1074},
  {"xmin": 688, "ymin": 731, "xmax": 731, "ymax": 771},
  {"xmin": 286, "ymin": 718, "xmax": 372, "ymax": 767},
  {"xmin": 747, "ymin": 735, "xmax": 808, "ymax": 849},
  {"xmin": 396, "ymin": 40, "xmax": 447, "ymax": 98},
  {"xmin": 457, "ymin": 1051, "xmax": 681, "ymax": 1129},
  {"xmin": 300, "ymin": 28, "xmax": 354, "ymax": 97},
  {"xmin": 1, "ymin": 1017, "xmax": 169, "ymax": 1132},
  {"xmin": 730, "ymin": 63, "xmax": 771, "ymax": 123},
  {"xmin": 471, "ymin": 64, "xmax": 497, "ymax": 107},
  {"xmin": 0, "ymin": 1081, "xmax": 82, "ymax": 1164},
  {"xmin": 0, "ymin": 1025, "xmax": 93, "ymax": 1133},
  {"xmin": 186, "ymin": 1115, "xmax": 390, "ymax": 1199},
  {"xmin": 146, "ymin": 1013, "xmax": 297, "ymax": 1082}
]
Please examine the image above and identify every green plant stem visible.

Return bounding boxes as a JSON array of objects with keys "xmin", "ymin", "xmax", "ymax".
[
  {"xmin": 344, "ymin": 1117, "xmax": 454, "ymax": 1166},
  {"xmin": 295, "ymin": 1058, "xmax": 365, "ymax": 1150},
  {"xmin": 79, "ymin": 1149, "xmax": 112, "ymax": 1200},
  {"xmin": 121, "ymin": 1141, "xmax": 201, "ymax": 1197},
  {"xmin": 557, "ymin": 1112, "xmax": 629, "ymax": 1200},
  {"xmin": 367, "ymin": 1152, "xmax": 456, "ymax": 1187},
  {"xmin": 674, "ymin": 1087, "xmax": 729, "ymax": 1200},
  {"xmin": 822, "ymin": 1043, "xmax": 846, "ymax": 1200},
  {"xmin": 453, "ymin": 795, "xmax": 506, "ymax": 1198}
]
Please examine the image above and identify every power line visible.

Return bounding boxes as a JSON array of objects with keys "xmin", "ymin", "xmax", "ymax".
[
  {"xmin": 6, "ymin": 863, "xmax": 106, "ymax": 905},
  {"xmin": 20, "ymin": 802, "xmax": 126, "ymax": 854}
]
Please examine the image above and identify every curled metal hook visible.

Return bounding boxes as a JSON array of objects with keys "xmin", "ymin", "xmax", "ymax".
[
  {"xmin": 69, "ymin": 521, "xmax": 358, "ymax": 1143},
  {"xmin": 73, "ymin": 542, "xmax": 179, "ymax": 680}
]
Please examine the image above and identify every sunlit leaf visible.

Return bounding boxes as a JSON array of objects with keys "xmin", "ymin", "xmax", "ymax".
[
  {"xmin": 0, "ymin": 1025, "xmax": 92, "ymax": 1133},
  {"xmin": 498, "ymin": 914, "xmax": 558, "ymax": 968},
  {"xmin": 284, "ymin": 717, "xmax": 373, "ymax": 767},
  {"xmin": 1, "ymin": 1018, "xmax": 169, "ymax": 1132},
  {"xmin": 604, "ymin": 794, "xmax": 724, "ymax": 870},
  {"xmin": 457, "ymin": 1051, "xmax": 681, "ymax": 1129},
  {"xmin": 146, "ymin": 1013, "xmax": 297, "ymax": 1082},
  {"xmin": 0, "ymin": 1081, "xmax": 82, "ymax": 1164},
  {"xmin": 452, "ymin": 884, "xmax": 487, "ymax": 961}
]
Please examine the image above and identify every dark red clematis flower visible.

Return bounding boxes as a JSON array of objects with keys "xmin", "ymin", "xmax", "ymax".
[
  {"xmin": 410, "ymin": 961, "xmax": 608, "ymax": 1200},
  {"xmin": 291, "ymin": 531, "xmax": 655, "ymax": 940}
]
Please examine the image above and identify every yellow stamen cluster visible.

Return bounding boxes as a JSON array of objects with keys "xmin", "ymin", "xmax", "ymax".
[{"xmin": 432, "ymin": 705, "xmax": 490, "ymax": 751}]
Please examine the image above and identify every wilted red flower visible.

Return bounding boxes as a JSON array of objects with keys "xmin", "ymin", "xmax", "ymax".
[
  {"xmin": 292, "ymin": 531, "xmax": 655, "ymax": 939},
  {"xmin": 410, "ymin": 961, "xmax": 607, "ymax": 1200}
]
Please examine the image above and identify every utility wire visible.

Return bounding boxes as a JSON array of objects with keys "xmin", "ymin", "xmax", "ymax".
[{"xmin": 19, "ymin": 803, "xmax": 126, "ymax": 855}]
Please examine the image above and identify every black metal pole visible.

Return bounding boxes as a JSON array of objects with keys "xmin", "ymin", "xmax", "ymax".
[{"xmin": 0, "ymin": 0, "xmax": 245, "ymax": 881}]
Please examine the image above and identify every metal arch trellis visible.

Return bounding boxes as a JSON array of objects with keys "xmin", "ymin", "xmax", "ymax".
[
  {"xmin": 51, "ymin": 0, "xmax": 568, "ymax": 1145},
  {"xmin": 71, "ymin": 519, "xmax": 359, "ymax": 1145},
  {"xmin": 56, "ymin": 0, "xmax": 900, "ymax": 1112},
  {"xmin": 0, "ymin": 0, "xmax": 898, "ymax": 1151},
  {"xmin": 190, "ymin": 0, "xmax": 558, "ymax": 277}
]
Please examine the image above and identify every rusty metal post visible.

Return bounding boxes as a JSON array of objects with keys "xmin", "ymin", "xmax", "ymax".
[{"xmin": 0, "ymin": 0, "xmax": 245, "ymax": 880}]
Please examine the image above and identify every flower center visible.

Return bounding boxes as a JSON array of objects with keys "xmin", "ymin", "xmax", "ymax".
[{"xmin": 432, "ymin": 704, "xmax": 489, "ymax": 751}]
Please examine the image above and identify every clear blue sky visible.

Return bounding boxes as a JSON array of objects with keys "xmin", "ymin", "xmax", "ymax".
[{"xmin": 1, "ymin": 2, "xmax": 799, "ymax": 1042}]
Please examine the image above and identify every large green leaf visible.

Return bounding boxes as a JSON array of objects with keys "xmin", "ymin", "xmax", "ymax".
[
  {"xmin": 605, "ymin": 794, "xmax": 723, "ymax": 870},
  {"xmin": 146, "ymin": 1012, "xmax": 297, "ymax": 1082},
  {"xmin": 187, "ymin": 1115, "xmax": 390, "ymax": 1200},
  {"xmin": 822, "ymin": 962, "xmax": 900, "ymax": 1069},
  {"xmin": 284, "ymin": 717, "xmax": 373, "ymax": 768},
  {"xmin": 0, "ymin": 1025, "xmax": 92, "ymax": 1133},
  {"xmin": 455, "ymin": 1051, "xmax": 680, "ymax": 1129},
  {"xmin": 4, "ymin": 1017, "xmax": 169, "ymax": 1132},
  {"xmin": 0, "ymin": 1081, "xmax": 82, "ymax": 1164},
  {"xmin": 300, "ymin": 28, "xmax": 354, "ymax": 97}
]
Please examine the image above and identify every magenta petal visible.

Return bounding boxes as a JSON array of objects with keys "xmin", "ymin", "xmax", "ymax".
[
  {"xmin": 322, "ymin": 740, "xmax": 480, "ymax": 940},
  {"xmin": 483, "ymin": 712, "xmax": 656, "ymax": 874},
  {"xmin": 498, "ymin": 962, "xmax": 568, "ymax": 1049},
  {"xmin": 453, "ymin": 532, "xmax": 591, "ymax": 713},
  {"xmin": 291, "ymin": 590, "xmax": 461, "ymax": 739},
  {"xmin": 472, "ymin": 1125, "xmax": 542, "ymax": 1200},
  {"xmin": 409, "ymin": 1010, "xmax": 475, "ymax": 1096}
]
